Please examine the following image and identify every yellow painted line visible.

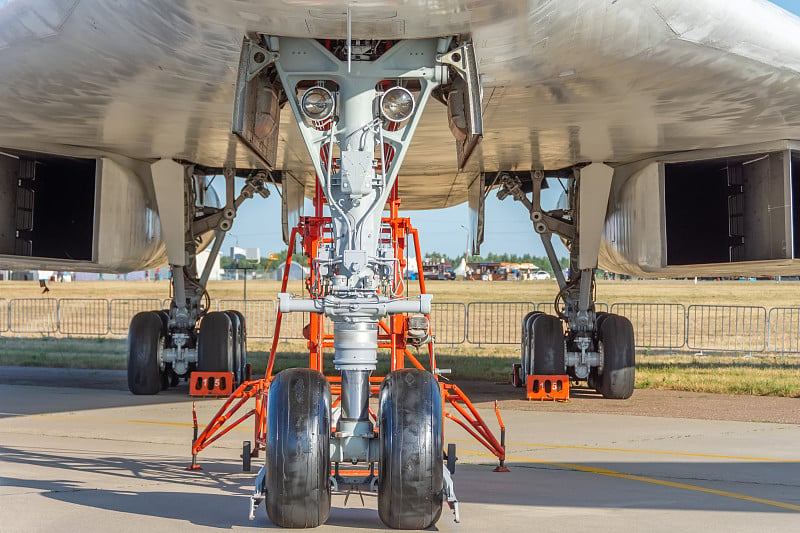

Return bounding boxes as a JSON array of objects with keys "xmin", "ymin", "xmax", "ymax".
[
  {"xmin": 28, "ymin": 413, "xmax": 250, "ymax": 431},
  {"xmin": 21, "ymin": 414, "xmax": 800, "ymax": 462},
  {"xmin": 461, "ymin": 449, "xmax": 800, "ymax": 512},
  {"xmin": 449, "ymin": 437, "xmax": 800, "ymax": 463}
]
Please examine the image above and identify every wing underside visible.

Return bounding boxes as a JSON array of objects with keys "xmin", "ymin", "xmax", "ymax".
[{"xmin": 2, "ymin": 1, "xmax": 800, "ymax": 209}]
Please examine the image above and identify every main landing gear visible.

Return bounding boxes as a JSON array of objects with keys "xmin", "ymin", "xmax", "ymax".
[
  {"xmin": 126, "ymin": 167, "xmax": 268, "ymax": 395},
  {"xmin": 500, "ymin": 167, "xmax": 635, "ymax": 399}
]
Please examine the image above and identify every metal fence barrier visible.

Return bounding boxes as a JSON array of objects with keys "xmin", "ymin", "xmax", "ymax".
[
  {"xmin": 219, "ymin": 299, "xmax": 275, "ymax": 339},
  {"xmin": 110, "ymin": 298, "xmax": 164, "ymax": 336},
  {"xmin": 277, "ymin": 311, "xmax": 311, "ymax": 340},
  {"xmin": 9, "ymin": 298, "xmax": 58, "ymax": 334},
  {"xmin": 611, "ymin": 303, "xmax": 686, "ymax": 350},
  {"xmin": 430, "ymin": 302, "xmax": 467, "ymax": 345},
  {"xmin": 1, "ymin": 297, "xmax": 796, "ymax": 355},
  {"xmin": 687, "ymin": 304, "xmax": 767, "ymax": 353},
  {"xmin": 0, "ymin": 298, "xmax": 7, "ymax": 332},
  {"xmin": 767, "ymin": 307, "xmax": 800, "ymax": 354},
  {"xmin": 467, "ymin": 302, "xmax": 535, "ymax": 344},
  {"xmin": 59, "ymin": 298, "xmax": 109, "ymax": 336}
]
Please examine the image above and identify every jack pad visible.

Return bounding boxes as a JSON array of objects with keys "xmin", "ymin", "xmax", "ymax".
[
  {"xmin": 190, "ymin": 372, "xmax": 235, "ymax": 397},
  {"xmin": 526, "ymin": 375, "xmax": 569, "ymax": 401}
]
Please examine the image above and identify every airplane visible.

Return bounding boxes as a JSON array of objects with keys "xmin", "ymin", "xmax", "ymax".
[{"xmin": 2, "ymin": 0, "xmax": 800, "ymax": 528}]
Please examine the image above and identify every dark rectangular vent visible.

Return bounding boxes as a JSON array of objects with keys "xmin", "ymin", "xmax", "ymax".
[{"xmin": 665, "ymin": 152, "xmax": 791, "ymax": 265}]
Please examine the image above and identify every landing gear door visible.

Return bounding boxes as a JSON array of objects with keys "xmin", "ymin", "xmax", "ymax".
[
  {"xmin": 232, "ymin": 38, "xmax": 282, "ymax": 169},
  {"xmin": 442, "ymin": 42, "xmax": 483, "ymax": 170},
  {"xmin": 282, "ymin": 173, "xmax": 304, "ymax": 245},
  {"xmin": 467, "ymin": 172, "xmax": 485, "ymax": 255}
]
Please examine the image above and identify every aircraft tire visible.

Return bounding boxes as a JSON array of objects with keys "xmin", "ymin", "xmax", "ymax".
[
  {"xmin": 197, "ymin": 311, "xmax": 233, "ymax": 373},
  {"xmin": 531, "ymin": 314, "xmax": 565, "ymax": 375},
  {"xmin": 127, "ymin": 311, "xmax": 164, "ymax": 395},
  {"xmin": 520, "ymin": 311, "xmax": 543, "ymax": 384},
  {"xmin": 265, "ymin": 368, "xmax": 331, "ymax": 528},
  {"xmin": 378, "ymin": 369, "xmax": 443, "ymax": 530},
  {"xmin": 224, "ymin": 310, "xmax": 247, "ymax": 384},
  {"xmin": 598, "ymin": 314, "xmax": 635, "ymax": 399}
]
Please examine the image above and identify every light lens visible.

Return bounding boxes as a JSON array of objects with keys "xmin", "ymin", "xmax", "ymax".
[
  {"xmin": 301, "ymin": 87, "xmax": 334, "ymax": 121},
  {"xmin": 380, "ymin": 87, "xmax": 415, "ymax": 122}
]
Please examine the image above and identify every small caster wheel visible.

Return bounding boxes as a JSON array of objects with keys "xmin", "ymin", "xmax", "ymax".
[
  {"xmin": 242, "ymin": 441, "xmax": 251, "ymax": 472},
  {"xmin": 446, "ymin": 443, "xmax": 457, "ymax": 475}
]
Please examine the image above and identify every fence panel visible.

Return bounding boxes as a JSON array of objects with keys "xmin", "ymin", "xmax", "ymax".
[
  {"xmin": 430, "ymin": 302, "xmax": 466, "ymax": 344},
  {"xmin": 58, "ymin": 298, "xmax": 109, "ymax": 336},
  {"xmin": 110, "ymin": 299, "xmax": 163, "ymax": 335},
  {"xmin": 277, "ymin": 311, "xmax": 313, "ymax": 340},
  {"xmin": 467, "ymin": 302, "xmax": 535, "ymax": 344},
  {"xmin": 767, "ymin": 307, "xmax": 800, "ymax": 354},
  {"xmin": 9, "ymin": 298, "xmax": 58, "ymax": 334},
  {"xmin": 536, "ymin": 302, "xmax": 608, "ymax": 315},
  {"xmin": 687, "ymin": 305, "xmax": 766, "ymax": 353},
  {"xmin": 218, "ymin": 299, "xmax": 275, "ymax": 339},
  {"xmin": 611, "ymin": 303, "xmax": 686, "ymax": 349},
  {"xmin": 0, "ymin": 298, "xmax": 7, "ymax": 332}
]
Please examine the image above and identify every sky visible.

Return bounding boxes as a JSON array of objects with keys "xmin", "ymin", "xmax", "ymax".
[{"xmin": 217, "ymin": 0, "xmax": 800, "ymax": 261}]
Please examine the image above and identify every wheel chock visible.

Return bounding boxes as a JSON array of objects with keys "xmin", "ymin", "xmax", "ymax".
[
  {"xmin": 511, "ymin": 364, "xmax": 524, "ymax": 388},
  {"xmin": 190, "ymin": 371, "xmax": 235, "ymax": 396},
  {"xmin": 526, "ymin": 375, "xmax": 569, "ymax": 401}
]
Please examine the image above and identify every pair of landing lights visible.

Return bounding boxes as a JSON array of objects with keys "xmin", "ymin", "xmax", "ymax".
[{"xmin": 300, "ymin": 86, "xmax": 415, "ymax": 123}]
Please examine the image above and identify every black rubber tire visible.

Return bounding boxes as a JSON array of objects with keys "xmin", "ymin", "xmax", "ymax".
[
  {"xmin": 265, "ymin": 369, "xmax": 331, "ymax": 528},
  {"xmin": 531, "ymin": 314, "xmax": 565, "ymax": 375},
  {"xmin": 598, "ymin": 314, "xmax": 636, "ymax": 399},
  {"xmin": 127, "ymin": 312, "xmax": 164, "ymax": 395},
  {"xmin": 197, "ymin": 312, "xmax": 233, "ymax": 373},
  {"xmin": 520, "ymin": 311, "xmax": 542, "ymax": 382},
  {"xmin": 378, "ymin": 369, "xmax": 443, "ymax": 530},
  {"xmin": 225, "ymin": 310, "xmax": 247, "ymax": 383}
]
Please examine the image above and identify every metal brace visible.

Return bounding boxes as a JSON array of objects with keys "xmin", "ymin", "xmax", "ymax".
[
  {"xmin": 247, "ymin": 43, "xmax": 279, "ymax": 81},
  {"xmin": 191, "ymin": 172, "xmax": 270, "ymax": 235},
  {"xmin": 497, "ymin": 172, "xmax": 576, "ymax": 240},
  {"xmin": 437, "ymin": 42, "xmax": 477, "ymax": 85},
  {"xmin": 442, "ymin": 463, "xmax": 460, "ymax": 523},
  {"xmin": 248, "ymin": 464, "xmax": 267, "ymax": 520}
]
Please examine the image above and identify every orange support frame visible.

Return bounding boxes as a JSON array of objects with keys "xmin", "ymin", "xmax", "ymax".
[{"xmin": 190, "ymin": 180, "xmax": 507, "ymax": 471}]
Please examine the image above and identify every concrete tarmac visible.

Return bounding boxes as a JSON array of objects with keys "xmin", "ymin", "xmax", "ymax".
[{"xmin": 1, "ymin": 368, "xmax": 799, "ymax": 532}]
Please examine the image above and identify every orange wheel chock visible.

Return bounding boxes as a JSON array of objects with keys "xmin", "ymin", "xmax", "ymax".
[
  {"xmin": 190, "ymin": 372, "xmax": 235, "ymax": 397},
  {"xmin": 526, "ymin": 375, "xmax": 569, "ymax": 401}
]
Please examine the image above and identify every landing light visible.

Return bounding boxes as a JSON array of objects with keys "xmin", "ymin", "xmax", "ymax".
[
  {"xmin": 301, "ymin": 87, "xmax": 335, "ymax": 121},
  {"xmin": 380, "ymin": 86, "xmax": 415, "ymax": 123}
]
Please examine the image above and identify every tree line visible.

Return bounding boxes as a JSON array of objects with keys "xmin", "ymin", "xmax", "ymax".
[{"xmin": 222, "ymin": 249, "xmax": 569, "ymax": 275}]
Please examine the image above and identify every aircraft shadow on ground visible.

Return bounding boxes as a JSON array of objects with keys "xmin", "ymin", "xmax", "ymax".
[
  {"xmin": 1, "ymin": 444, "xmax": 798, "ymax": 530},
  {"xmin": 0, "ymin": 366, "xmax": 197, "ymax": 415}
]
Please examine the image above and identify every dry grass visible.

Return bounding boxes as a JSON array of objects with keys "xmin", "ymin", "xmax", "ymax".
[
  {"xmin": 3, "ymin": 277, "xmax": 798, "ymax": 306},
  {"xmin": 2, "ymin": 338, "xmax": 797, "ymax": 396},
  {"xmin": 636, "ymin": 355, "xmax": 800, "ymax": 397}
]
